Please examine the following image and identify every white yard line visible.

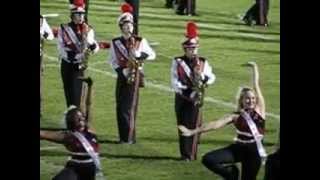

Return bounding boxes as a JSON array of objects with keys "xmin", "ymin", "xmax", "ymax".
[
  {"xmin": 40, "ymin": 146, "xmax": 61, "ymax": 151},
  {"xmin": 43, "ymin": 13, "xmax": 60, "ymax": 18},
  {"xmin": 197, "ymin": 23, "xmax": 279, "ymax": 40},
  {"xmin": 197, "ymin": 23, "xmax": 230, "ymax": 31},
  {"xmin": 43, "ymin": 55, "xmax": 280, "ymax": 120},
  {"xmin": 91, "ymin": 61, "xmax": 108, "ymax": 66},
  {"xmin": 238, "ymin": 33, "xmax": 277, "ymax": 40}
]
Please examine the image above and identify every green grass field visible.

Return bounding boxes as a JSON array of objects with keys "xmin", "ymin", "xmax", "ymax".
[{"xmin": 40, "ymin": 0, "xmax": 280, "ymax": 179}]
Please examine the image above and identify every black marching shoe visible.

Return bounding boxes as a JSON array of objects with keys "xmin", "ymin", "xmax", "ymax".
[
  {"xmin": 118, "ymin": 140, "xmax": 136, "ymax": 144},
  {"xmin": 243, "ymin": 16, "xmax": 253, "ymax": 26},
  {"xmin": 224, "ymin": 165, "xmax": 239, "ymax": 180},
  {"xmin": 180, "ymin": 156, "xmax": 193, "ymax": 162},
  {"xmin": 176, "ymin": 11, "xmax": 185, "ymax": 15},
  {"xmin": 165, "ymin": 3, "xmax": 173, "ymax": 8}
]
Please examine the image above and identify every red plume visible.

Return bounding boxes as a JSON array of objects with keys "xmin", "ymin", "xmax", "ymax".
[
  {"xmin": 121, "ymin": 3, "xmax": 133, "ymax": 13},
  {"xmin": 185, "ymin": 21, "xmax": 198, "ymax": 39},
  {"xmin": 73, "ymin": 0, "xmax": 85, "ymax": 7}
]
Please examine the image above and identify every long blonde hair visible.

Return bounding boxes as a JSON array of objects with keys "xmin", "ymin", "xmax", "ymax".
[{"xmin": 235, "ymin": 86, "xmax": 257, "ymax": 112}]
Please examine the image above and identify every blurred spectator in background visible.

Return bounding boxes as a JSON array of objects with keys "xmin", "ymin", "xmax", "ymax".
[
  {"xmin": 175, "ymin": 0, "xmax": 196, "ymax": 16},
  {"xmin": 165, "ymin": 0, "xmax": 174, "ymax": 8},
  {"xmin": 243, "ymin": 0, "xmax": 269, "ymax": 26}
]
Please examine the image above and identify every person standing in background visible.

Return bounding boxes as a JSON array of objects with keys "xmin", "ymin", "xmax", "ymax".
[
  {"xmin": 176, "ymin": 0, "xmax": 197, "ymax": 16},
  {"xmin": 243, "ymin": 0, "xmax": 269, "ymax": 26},
  {"xmin": 165, "ymin": 0, "xmax": 174, "ymax": 8}
]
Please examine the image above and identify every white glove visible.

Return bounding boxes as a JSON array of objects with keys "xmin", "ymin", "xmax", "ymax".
[
  {"xmin": 87, "ymin": 38, "xmax": 94, "ymax": 45},
  {"xmin": 177, "ymin": 82, "xmax": 187, "ymax": 90},
  {"xmin": 75, "ymin": 53, "xmax": 85, "ymax": 60},
  {"xmin": 190, "ymin": 91, "xmax": 197, "ymax": 99},
  {"xmin": 40, "ymin": 28, "xmax": 45, "ymax": 36},
  {"xmin": 200, "ymin": 73, "xmax": 205, "ymax": 81},
  {"xmin": 131, "ymin": 50, "xmax": 141, "ymax": 58},
  {"xmin": 122, "ymin": 68, "xmax": 130, "ymax": 77}
]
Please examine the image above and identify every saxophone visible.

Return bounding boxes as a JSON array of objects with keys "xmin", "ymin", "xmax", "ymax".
[
  {"xmin": 190, "ymin": 55, "xmax": 207, "ymax": 107},
  {"xmin": 78, "ymin": 23, "xmax": 91, "ymax": 71},
  {"xmin": 126, "ymin": 35, "xmax": 143, "ymax": 85}
]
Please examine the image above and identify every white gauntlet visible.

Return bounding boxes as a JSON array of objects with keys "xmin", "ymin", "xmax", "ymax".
[
  {"xmin": 122, "ymin": 68, "xmax": 130, "ymax": 77},
  {"xmin": 190, "ymin": 91, "xmax": 197, "ymax": 99},
  {"xmin": 131, "ymin": 50, "xmax": 141, "ymax": 58},
  {"xmin": 177, "ymin": 82, "xmax": 187, "ymax": 90},
  {"xmin": 75, "ymin": 53, "xmax": 85, "ymax": 60},
  {"xmin": 200, "ymin": 73, "xmax": 205, "ymax": 81}
]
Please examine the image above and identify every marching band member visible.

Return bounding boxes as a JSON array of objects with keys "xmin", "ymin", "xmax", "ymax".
[
  {"xmin": 179, "ymin": 62, "xmax": 267, "ymax": 180},
  {"xmin": 57, "ymin": 0, "xmax": 99, "ymax": 108},
  {"xmin": 108, "ymin": 3, "xmax": 156, "ymax": 144},
  {"xmin": 171, "ymin": 21, "xmax": 215, "ymax": 161},
  {"xmin": 40, "ymin": 14, "xmax": 54, "ymax": 116}
]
